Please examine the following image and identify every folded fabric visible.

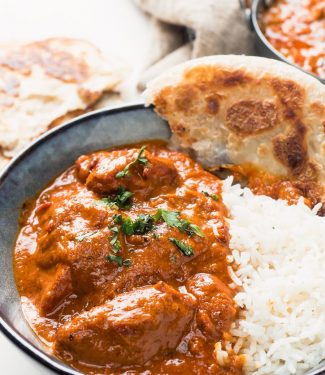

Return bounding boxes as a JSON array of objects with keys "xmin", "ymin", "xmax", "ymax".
[{"xmin": 135, "ymin": 0, "xmax": 256, "ymax": 89}]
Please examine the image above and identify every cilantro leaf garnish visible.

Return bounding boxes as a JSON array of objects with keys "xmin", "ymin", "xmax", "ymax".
[
  {"xmin": 202, "ymin": 191, "xmax": 219, "ymax": 201},
  {"xmin": 117, "ymin": 188, "xmax": 133, "ymax": 207},
  {"xmin": 113, "ymin": 209, "xmax": 204, "ymax": 238},
  {"xmin": 121, "ymin": 217, "xmax": 134, "ymax": 235},
  {"xmin": 107, "ymin": 226, "xmax": 131, "ymax": 267},
  {"xmin": 76, "ymin": 231, "xmax": 99, "ymax": 242},
  {"xmin": 154, "ymin": 209, "xmax": 179, "ymax": 226},
  {"xmin": 122, "ymin": 258, "xmax": 132, "ymax": 267},
  {"xmin": 106, "ymin": 254, "xmax": 131, "ymax": 267},
  {"xmin": 115, "ymin": 146, "xmax": 149, "ymax": 179},
  {"xmin": 132, "ymin": 214, "xmax": 155, "ymax": 235},
  {"xmin": 169, "ymin": 238, "xmax": 194, "ymax": 257},
  {"xmin": 114, "ymin": 213, "xmax": 154, "ymax": 236},
  {"xmin": 115, "ymin": 170, "xmax": 128, "ymax": 179},
  {"xmin": 113, "ymin": 214, "xmax": 123, "ymax": 225},
  {"xmin": 110, "ymin": 226, "xmax": 121, "ymax": 254},
  {"xmin": 187, "ymin": 223, "xmax": 205, "ymax": 237},
  {"xmin": 96, "ymin": 186, "xmax": 133, "ymax": 210},
  {"xmin": 155, "ymin": 209, "xmax": 204, "ymax": 237}
]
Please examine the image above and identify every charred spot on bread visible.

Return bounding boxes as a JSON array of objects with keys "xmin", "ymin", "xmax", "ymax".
[
  {"xmin": 0, "ymin": 40, "xmax": 89, "ymax": 83},
  {"xmin": 173, "ymin": 84, "xmax": 200, "ymax": 113},
  {"xmin": 272, "ymin": 121, "xmax": 307, "ymax": 176},
  {"xmin": 222, "ymin": 70, "xmax": 251, "ymax": 87},
  {"xmin": 226, "ymin": 100, "xmax": 278, "ymax": 135},
  {"xmin": 271, "ymin": 79, "xmax": 304, "ymax": 119},
  {"xmin": 205, "ymin": 95, "xmax": 219, "ymax": 115},
  {"xmin": 183, "ymin": 66, "xmax": 252, "ymax": 88},
  {"xmin": 173, "ymin": 122, "xmax": 187, "ymax": 135}
]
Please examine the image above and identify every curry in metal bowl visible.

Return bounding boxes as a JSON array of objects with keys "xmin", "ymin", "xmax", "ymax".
[{"xmin": 260, "ymin": 0, "xmax": 325, "ymax": 79}]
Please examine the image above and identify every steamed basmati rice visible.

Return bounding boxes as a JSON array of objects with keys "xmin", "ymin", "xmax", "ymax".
[{"xmin": 222, "ymin": 177, "xmax": 325, "ymax": 375}]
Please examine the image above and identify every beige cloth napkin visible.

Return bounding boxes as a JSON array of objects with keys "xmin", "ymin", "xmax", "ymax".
[{"xmin": 135, "ymin": 0, "xmax": 255, "ymax": 89}]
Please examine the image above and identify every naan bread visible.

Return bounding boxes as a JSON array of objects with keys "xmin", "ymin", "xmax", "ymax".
[
  {"xmin": 144, "ymin": 55, "xmax": 325, "ymax": 204},
  {"xmin": 0, "ymin": 37, "xmax": 122, "ymax": 159}
]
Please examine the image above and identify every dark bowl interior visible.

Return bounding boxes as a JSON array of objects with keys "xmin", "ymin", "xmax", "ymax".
[
  {"xmin": 0, "ymin": 104, "xmax": 170, "ymax": 374},
  {"xmin": 0, "ymin": 104, "xmax": 324, "ymax": 374}
]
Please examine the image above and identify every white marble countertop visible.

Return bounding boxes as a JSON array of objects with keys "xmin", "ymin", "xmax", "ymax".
[{"xmin": 0, "ymin": 0, "xmax": 152, "ymax": 373}]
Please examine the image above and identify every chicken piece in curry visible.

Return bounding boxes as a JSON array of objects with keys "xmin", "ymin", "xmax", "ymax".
[{"xmin": 14, "ymin": 142, "xmax": 244, "ymax": 374}]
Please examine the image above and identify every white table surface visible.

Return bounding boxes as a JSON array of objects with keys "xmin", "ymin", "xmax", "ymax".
[{"xmin": 0, "ymin": 0, "xmax": 152, "ymax": 373}]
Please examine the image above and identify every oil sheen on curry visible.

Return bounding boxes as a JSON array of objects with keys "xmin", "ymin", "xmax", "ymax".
[{"xmin": 14, "ymin": 142, "xmax": 244, "ymax": 374}]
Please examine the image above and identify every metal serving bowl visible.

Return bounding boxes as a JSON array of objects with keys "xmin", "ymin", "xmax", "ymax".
[
  {"xmin": 239, "ymin": 0, "xmax": 325, "ymax": 84},
  {"xmin": 0, "ymin": 104, "xmax": 324, "ymax": 374}
]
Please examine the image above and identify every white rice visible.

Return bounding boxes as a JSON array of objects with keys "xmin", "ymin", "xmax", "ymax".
[{"xmin": 222, "ymin": 177, "xmax": 325, "ymax": 375}]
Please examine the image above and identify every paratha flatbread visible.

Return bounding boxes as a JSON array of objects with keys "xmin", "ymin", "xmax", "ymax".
[
  {"xmin": 0, "ymin": 37, "xmax": 123, "ymax": 159},
  {"xmin": 144, "ymin": 55, "xmax": 325, "ymax": 204}
]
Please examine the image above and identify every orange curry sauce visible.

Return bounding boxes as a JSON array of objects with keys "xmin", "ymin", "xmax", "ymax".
[
  {"xmin": 229, "ymin": 164, "xmax": 313, "ymax": 207},
  {"xmin": 14, "ymin": 142, "xmax": 245, "ymax": 375},
  {"xmin": 261, "ymin": 0, "xmax": 325, "ymax": 79}
]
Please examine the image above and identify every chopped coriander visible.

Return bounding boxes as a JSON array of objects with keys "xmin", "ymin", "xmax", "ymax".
[
  {"xmin": 116, "ymin": 214, "xmax": 154, "ymax": 236},
  {"xmin": 113, "ymin": 214, "xmax": 123, "ymax": 225},
  {"xmin": 137, "ymin": 147, "xmax": 149, "ymax": 166},
  {"xmin": 110, "ymin": 226, "xmax": 121, "ymax": 253},
  {"xmin": 169, "ymin": 238, "xmax": 194, "ymax": 257},
  {"xmin": 122, "ymin": 258, "xmax": 132, "ymax": 267},
  {"xmin": 188, "ymin": 223, "xmax": 205, "ymax": 237},
  {"xmin": 112, "ymin": 209, "xmax": 203, "ymax": 238},
  {"xmin": 115, "ymin": 171, "xmax": 127, "ymax": 179},
  {"xmin": 106, "ymin": 254, "xmax": 132, "ymax": 267},
  {"xmin": 107, "ymin": 254, "xmax": 123, "ymax": 266},
  {"xmin": 202, "ymin": 191, "xmax": 219, "ymax": 201},
  {"xmin": 76, "ymin": 231, "xmax": 99, "ymax": 242},
  {"xmin": 96, "ymin": 186, "xmax": 133, "ymax": 210},
  {"xmin": 110, "ymin": 226, "xmax": 119, "ymax": 234},
  {"xmin": 115, "ymin": 170, "xmax": 127, "ymax": 179},
  {"xmin": 152, "ymin": 232, "xmax": 159, "ymax": 239},
  {"xmin": 155, "ymin": 209, "xmax": 179, "ymax": 226},
  {"xmin": 156, "ymin": 208, "xmax": 205, "ymax": 237},
  {"xmin": 106, "ymin": 254, "xmax": 123, "ymax": 266},
  {"xmin": 115, "ymin": 146, "xmax": 149, "ymax": 179},
  {"xmin": 133, "ymin": 214, "xmax": 154, "ymax": 235},
  {"xmin": 117, "ymin": 188, "xmax": 133, "ymax": 207},
  {"xmin": 121, "ymin": 217, "xmax": 134, "ymax": 236}
]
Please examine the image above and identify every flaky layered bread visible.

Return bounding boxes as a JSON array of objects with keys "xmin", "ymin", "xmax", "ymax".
[
  {"xmin": 0, "ymin": 37, "xmax": 122, "ymax": 159},
  {"xmin": 144, "ymin": 55, "xmax": 325, "ymax": 203}
]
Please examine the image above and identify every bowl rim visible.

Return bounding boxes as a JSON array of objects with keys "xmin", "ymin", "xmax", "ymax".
[
  {"xmin": 251, "ymin": 0, "xmax": 324, "ymax": 83},
  {"xmin": 0, "ymin": 103, "xmax": 148, "ymax": 375}
]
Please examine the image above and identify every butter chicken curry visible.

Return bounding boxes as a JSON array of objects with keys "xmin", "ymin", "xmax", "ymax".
[{"xmin": 13, "ymin": 142, "xmax": 244, "ymax": 374}]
